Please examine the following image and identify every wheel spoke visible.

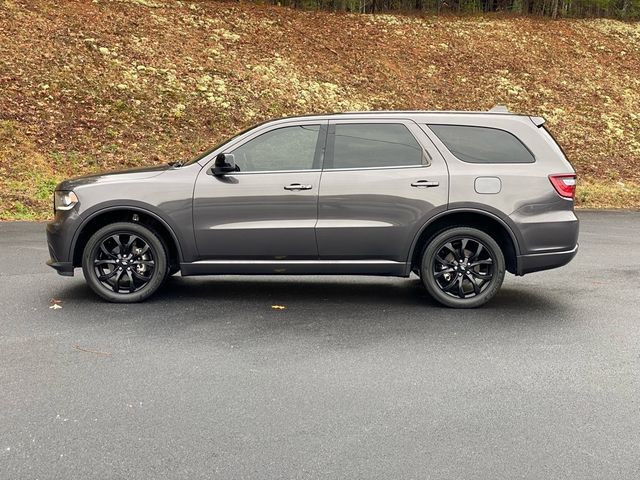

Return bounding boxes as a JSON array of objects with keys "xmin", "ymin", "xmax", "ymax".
[
  {"xmin": 472, "ymin": 243, "xmax": 483, "ymax": 261},
  {"xmin": 135, "ymin": 244, "xmax": 150, "ymax": 256},
  {"xmin": 123, "ymin": 235, "xmax": 139, "ymax": 255},
  {"xmin": 100, "ymin": 243, "xmax": 116, "ymax": 259},
  {"xmin": 131, "ymin": 260, "xmax": 154, "ymax": 267},
  {"xmin": 469, "ymin": 259, "xmax": 493, "ymax": 267},
  {"xmin": 434, "ymin": 267, "xmax": 454, "ymax": 278},
  {"xmin": 457, "ymin": 275, "xmax": 465, "ymax": 298},
  {"xmin": 126, "ymin": 270, "xmax": 136, "ymax": 292},
  {"xmin": 465, "ymin": 273, "xmax": 481, "ymax": 294},
  {"xmin": 110, "ymin": 235, "xmax": 125, "ymax": 254},
  {"xmin": 98, "ymin": 269, "xmax": 118, "ymax": 281},
  {"xmin": 435, "ymin": 255, "xmax": 455, "ymax": 267},
  {"xmin": 131, "ymin": 270, "xmax": 151, "ymax": 282},
  {"xmin": 443, "ymin": 242, "xmax": 458, "ymax": 259},
  {"xmin": 442, "ymin": 275, "xmax": 458, "ymax": 292},
  {"xmin": 469, "ymin": 269, "xmax": 493, "ymax": 280},
  {"xmin": 94, "ymin": 259, "xmax": 117, "ymax": 266},
  {"xmin": 112, "ymin": 269, "xmax": 124, "ymax": 292},
  {"xmin": 459, "ymin": 238, "xmax": 468, "ymax": 259}
]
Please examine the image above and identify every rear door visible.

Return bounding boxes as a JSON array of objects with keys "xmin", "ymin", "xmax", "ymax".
[{"xmin": 316, "ymin": 119, "xmax": 449, "ymax": 262}]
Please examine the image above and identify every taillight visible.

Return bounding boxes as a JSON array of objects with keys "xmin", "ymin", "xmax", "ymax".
[{"xmin": 549, "ymin": 174, "xmax": 577, "ymax": 199}]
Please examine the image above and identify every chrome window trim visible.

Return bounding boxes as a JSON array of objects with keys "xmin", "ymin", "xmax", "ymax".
[
  {"xmin": 322, "ymin": 164, "xmax": 429, "ymax": 172},
  {"xmin": 220, "ymin": 169, "xmax": 322, "ymax": 176}
]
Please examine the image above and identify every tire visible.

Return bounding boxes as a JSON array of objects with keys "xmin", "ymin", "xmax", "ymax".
[
  {"xmin": 420, "ymin": 227, "xmax": 506, "ymax": 308},
  {"xmin": 82, "ymin": 222, "xmax": 168, "ymax": 303}
]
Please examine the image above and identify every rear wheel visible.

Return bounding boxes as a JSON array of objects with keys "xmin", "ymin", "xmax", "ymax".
[
  {"xmin": 82, "ymin": 222, "xmax": 168, "ymax": 303},
  {"xmin": 421, "ymin": 227, "xmax": 505, "ymax": 308}
]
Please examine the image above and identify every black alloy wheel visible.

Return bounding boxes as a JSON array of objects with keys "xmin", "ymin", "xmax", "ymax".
[
  {"xmin": 421, "ymin": 227, "xmax": 505, "ymax": 308},
  {"xmin": 82, "ymin": 222, "xmax": 168, "ymax": 302},
  {"xmin": 433, "ymin": 237, "xmax": 494, "ymax": 299},
  {"xmin": 93, "ymin": 233, "xmax": 155, "ymax": 293}
]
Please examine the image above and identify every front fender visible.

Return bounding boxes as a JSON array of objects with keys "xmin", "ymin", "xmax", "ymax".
[{"xmin": 69, "ymin": 201, "xmax": 191, "ymax": 264}]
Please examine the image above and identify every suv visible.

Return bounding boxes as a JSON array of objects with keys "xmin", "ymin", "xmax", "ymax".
[{"xmin": 46, "ymin": 109, "xmax": 579, "ymax": 308}]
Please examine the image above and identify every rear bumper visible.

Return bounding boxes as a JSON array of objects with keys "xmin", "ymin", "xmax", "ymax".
[
  {"xmin": 46, "ymin": 258, "xmax": 75, "ymax": 276},
  {"xmin": 516, "ymin": 244, "xmax": 578, "ymax": 275}
]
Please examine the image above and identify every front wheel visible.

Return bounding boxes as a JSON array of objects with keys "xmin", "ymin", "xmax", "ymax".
[
  {"xmin": 420, "ymin": 227, "xmax": 506, "ymax": 308},
  {"xmin": 82, "ymin": 222, "xmax": 168, "ymax": 303}
]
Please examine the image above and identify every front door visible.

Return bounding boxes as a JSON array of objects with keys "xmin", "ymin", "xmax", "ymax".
[
  {"xmin": 193, "ymin": 122, "xmax": 326, "ymax": 259},
  {"xmin": 317, "ymin": 119, "xmax": 449, "ymax": 262}
]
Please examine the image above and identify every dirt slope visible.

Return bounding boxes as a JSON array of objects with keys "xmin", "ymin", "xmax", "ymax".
[{"xmin": 1, "ymin": 0, "xmax": 639, "ymax": 218}]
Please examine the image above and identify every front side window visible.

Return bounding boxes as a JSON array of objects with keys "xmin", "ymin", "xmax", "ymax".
[
  {"xmin": 231, "ymin": 125, "xmax": 320, "ymax": 172},
  {"xmin": 428, "ymin": 125, "xmax": 535, "ymax": 164},
  {"xmin": 331, "ymin": 123, "xmax": 424, "ymax": 169}
]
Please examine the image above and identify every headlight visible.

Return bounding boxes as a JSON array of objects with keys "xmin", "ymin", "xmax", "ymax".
[{"xmin": 54, "ymin": 191, "xmax": 79, "ymax": 211}]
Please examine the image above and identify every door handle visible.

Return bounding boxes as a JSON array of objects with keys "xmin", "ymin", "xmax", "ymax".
[
  {"xmin": 284, "ymin": 183, "xmax": 313, "ymax": 191},
  {"xmin": 411, "ymin": 180, "xmax": 439, "ymax": 187}
]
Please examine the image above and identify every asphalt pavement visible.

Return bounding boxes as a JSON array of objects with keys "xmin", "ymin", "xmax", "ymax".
[{"xmin": 1, "ymin": 211, "xmax": 639, "ymax": 479}]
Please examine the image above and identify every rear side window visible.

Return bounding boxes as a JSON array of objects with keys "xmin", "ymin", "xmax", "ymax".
[
  {"xmin": 331, "ymin": 123, "xmax": 423, "ymax": 169},
  {"xmin": 428, "ymin": 125, "xmax": 534, "ymax": 164}
]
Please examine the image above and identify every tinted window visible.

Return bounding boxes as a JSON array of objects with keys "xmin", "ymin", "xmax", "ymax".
[
  {"xmin": 331, "ymin": 123, "xmax": 423, "ymax": 169},
  {"xmin": 231, "ymin": 125, "xmax": 320, "ymax": 172},
  {"xmin": 428, "ymin": 125, "xmax": 534, "ymax": 164}
]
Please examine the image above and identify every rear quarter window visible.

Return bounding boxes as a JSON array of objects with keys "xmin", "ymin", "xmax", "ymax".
[{"xmin": 428, "ymin": 125, "xmax": 535, "ymax": 164}]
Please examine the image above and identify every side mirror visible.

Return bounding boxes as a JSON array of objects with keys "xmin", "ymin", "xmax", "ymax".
[{"xmin": 212, "ymin": 153, "xmax": 237, "ymax": 176}]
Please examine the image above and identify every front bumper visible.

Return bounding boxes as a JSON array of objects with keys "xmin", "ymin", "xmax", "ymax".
[
  {"xmin": 516, "ymin": 244, "xmax": 578, "ymax": 276},
  {"xmin": 46, "ymin": 210, "xmax": 80, "ymax": 276}
]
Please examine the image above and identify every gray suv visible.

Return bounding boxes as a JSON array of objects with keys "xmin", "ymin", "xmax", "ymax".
[{"xmin": 46, "ymin": 109, "xmax": 579, "ymax": 308}]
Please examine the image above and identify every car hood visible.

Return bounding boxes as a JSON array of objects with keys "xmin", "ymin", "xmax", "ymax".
[{"xmin": 57, "ymin": 164, "xmax": 170, "ymax": 191}]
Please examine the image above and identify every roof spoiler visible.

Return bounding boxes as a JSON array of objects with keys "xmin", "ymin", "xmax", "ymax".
[
  {"xmin": 530, "ymin": 116, "xmax": 546, "ymax": 127},
  {"xmin": 488, "ymin": 106, "xmax": 546, "ymax": 127}
]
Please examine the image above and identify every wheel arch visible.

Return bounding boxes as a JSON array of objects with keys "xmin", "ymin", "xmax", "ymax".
[
  {"xmin": 408, "ymin": 208, "xmax": 521, "ymax": 275},
  {"xmin": 70, "ymin": 205, "xmax": 183, "ymax": 269}
]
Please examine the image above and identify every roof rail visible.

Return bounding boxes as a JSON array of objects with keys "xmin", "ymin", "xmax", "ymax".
[{"xmin": 488, "ymin": 104, "xmax": 509, "ymax": 113}]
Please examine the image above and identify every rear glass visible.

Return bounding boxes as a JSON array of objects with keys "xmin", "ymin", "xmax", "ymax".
[{"xmin": 428, "ymin": 125, "xmax": 535, "ymax": 164}]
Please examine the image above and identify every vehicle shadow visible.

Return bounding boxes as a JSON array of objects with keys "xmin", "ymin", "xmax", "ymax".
[
  {"xmin": 56, "ymin": 274, "xmax": 564, "ymax": 315},
  {"xmin": 49, "ymin": 277, "xmax": 569, "ymax": 352}
]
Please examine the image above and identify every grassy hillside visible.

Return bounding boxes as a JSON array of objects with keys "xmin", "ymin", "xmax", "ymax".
[{"xmin": 1, "ymin": 0, "xmax": 639, "ymax": 219}]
